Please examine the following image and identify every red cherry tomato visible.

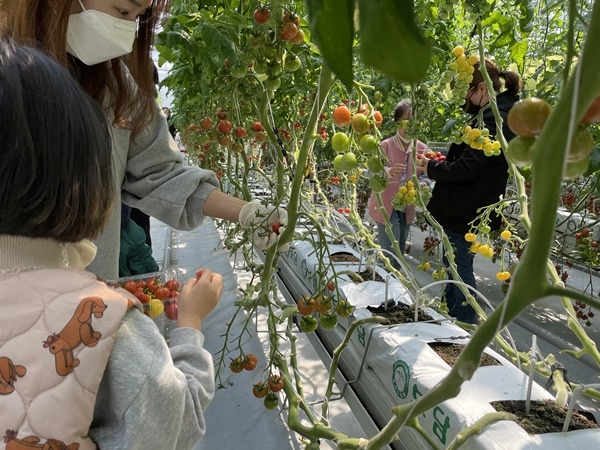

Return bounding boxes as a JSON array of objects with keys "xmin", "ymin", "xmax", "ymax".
[
  {"xmin": 268, "ymin": 375, "xmax": 284, "ymax": 392},
  {"xmin": 165, "ymin": 279, "xmax": 180, "ymax": 291},
  {"xmin": 123, "ymin": 280, "xmax": 137, "ymax": 293},
  {"xmin": 165, "ymin": 302, "xmax": 178, "ymax": 320},
  {"xmin": 253, "ymin": 8, "xmax": 271, "ymax": 25},
  {"xmin": 271, "ymin": 222, "xmax": 281, "ymax": 235},
  {"xmin": 230, "ymin": 357, "xmax": 243, "ymax": 373},
  {"xmin": 253, "ymin": 382, "xmax": 268, "ymax": 398},
  {"xmin": 242, "ymin": 354, "xmax": 258, "ymax": 371},
  {"xmin": 218, "ymin": 120, "xmax": 232, "ymax": 134},
  {"xmin": 154, "ymin": 287, "xmax": 170, "ymax": 300}
]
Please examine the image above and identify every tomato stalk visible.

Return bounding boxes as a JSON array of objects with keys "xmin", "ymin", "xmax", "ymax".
[
  {"xmin": 252, "ymin": 66, "xmax": 335, "ymax": 308},
  {"xmin": 445, "ymin": 412, "xmax": 517, "ymax": 450},
  {"xmin": 371, "ymin": 191, "xmax": 417, "ymax": 288},
  {"xmin": 320, "ymin": 316, "xmax": 388, "ymax": 420}
]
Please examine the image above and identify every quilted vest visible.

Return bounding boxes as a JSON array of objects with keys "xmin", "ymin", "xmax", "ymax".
[{"xmin": 0, "ymin": 268, "xmax": 141, "ymax": 450}]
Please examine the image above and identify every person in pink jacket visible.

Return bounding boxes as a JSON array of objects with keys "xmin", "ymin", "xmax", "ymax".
[
  {"xmin": 367, "ymin": 100, "xmax": 428, "ymax": 268},
  {"xmin": 0, "ymin": 39, "xmax": 223, "ymax": 449}
]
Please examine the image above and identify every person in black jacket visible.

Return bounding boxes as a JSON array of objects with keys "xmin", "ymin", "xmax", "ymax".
[{"xmin": 421, "ymin": 58, "xmax": 521, "ymax": 324}]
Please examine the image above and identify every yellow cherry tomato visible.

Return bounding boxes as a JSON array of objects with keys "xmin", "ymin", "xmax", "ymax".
[
  {"xmin": 478, "ymin": 244, "xmax": 490, "ymax": 255},
  {"xmin": 496, "ymin": 271, "xmax": 511, "ymax": 281},
  {"xmin": 452, "ymin": 45, "xmax": 465, "ymax": 57},
  {"xmin": 147, "ymin": 298, "xmax": 165, "ymax": 318},
  {"xmin": 464, "ymin": 232, "xmax": 477, "ymax": 242},
  {"xmin": 500, "ymin": 230, "xmax": 512, "ymax": 240}
]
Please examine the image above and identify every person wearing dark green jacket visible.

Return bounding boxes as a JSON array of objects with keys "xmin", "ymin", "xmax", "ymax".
[{"xmin": 119, "ymin": 204, "xmax": 159, "ymax": 278}]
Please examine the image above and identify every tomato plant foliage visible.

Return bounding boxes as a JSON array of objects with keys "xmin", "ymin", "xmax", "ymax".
[{"xmin": 157, "ymin": 0, "xmax": 600, "ymax": 447}]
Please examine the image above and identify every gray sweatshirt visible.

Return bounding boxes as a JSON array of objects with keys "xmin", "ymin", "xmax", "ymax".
[
  {"xmin": 88, "ymin": 101, "xmax": 220, "ymax": 280},
  {"xmin": 89, "ymin": 309, "xmax": 215, "ymax": 449}
]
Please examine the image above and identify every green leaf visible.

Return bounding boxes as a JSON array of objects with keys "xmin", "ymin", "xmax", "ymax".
[
  {"xmin": 201, "ymin": 22, "xmax": 237, "ymax": 67},
  {"xmin": 510, "ymin": 40, "xmax": 529, "ymax": 74},
  {"xmin": 306, "ymin": 0, "xmax": 355, "ymax": 91},
  {"xmin": 358, "ymin": 0, "xmax": 431, "ymax": 83},
  {"xmin": 164, "ymin": 30, "xmax": 199, "ymax": 55},
  {"xmin": 518, "ymin": 0, "xmax": 535, "ymax": 33}
]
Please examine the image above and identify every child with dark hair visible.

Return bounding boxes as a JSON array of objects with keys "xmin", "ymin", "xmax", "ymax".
[{"xmin": 0, "ymin": 39, "xmax": 223, "ymax": 449}]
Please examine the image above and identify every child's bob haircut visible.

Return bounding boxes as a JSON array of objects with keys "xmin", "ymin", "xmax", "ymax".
[{"xmin": 0, "ymin": 39, "xmax": 114, "ymax": 242}]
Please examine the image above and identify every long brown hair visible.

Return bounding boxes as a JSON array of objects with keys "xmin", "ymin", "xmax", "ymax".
[
  {"xmin": 1, "ymin": 0, "xmax": 171, "ymax": 137},
  {"xmin": 470, "ymin": 58, "xmax": 521, "ymax": 96}
]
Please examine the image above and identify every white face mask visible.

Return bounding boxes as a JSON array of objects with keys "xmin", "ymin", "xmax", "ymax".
[{"xmin": 66, "ymin": 0, "xmax": 137, "ymax": 65}]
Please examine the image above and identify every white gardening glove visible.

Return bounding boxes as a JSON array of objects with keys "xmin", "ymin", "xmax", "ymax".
[{"xmin": 239, "ymin": 202, "xmax": 290, "ymax": 252}]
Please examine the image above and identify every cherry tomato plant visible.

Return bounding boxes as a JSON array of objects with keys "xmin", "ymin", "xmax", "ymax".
[{"xmin": 158, "ymin": 0, "xmax": 600, "ymax": 447}]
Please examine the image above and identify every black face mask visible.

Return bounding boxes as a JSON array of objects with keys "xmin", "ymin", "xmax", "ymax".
[{"xmin": 462, "ymin": 88, "xmax": 482, "ymax": 115}]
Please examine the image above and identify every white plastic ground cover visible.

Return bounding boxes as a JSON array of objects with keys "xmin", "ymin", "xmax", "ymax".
[{"xmin": 279, "ymin": 238, "xmax": 600, "ymax": 448}]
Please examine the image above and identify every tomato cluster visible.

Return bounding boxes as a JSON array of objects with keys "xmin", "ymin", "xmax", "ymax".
[
  {"xmin": 330, "ymin": 103, "xmax": 383, "ymax": 175},
  {"xmin": 230, "ymin": 353, "xmax": 258, "ymax": 373},
  {"xmin": 575, "ymin": 228, "xmax": 600, "ymax": 267},
  {"xmin": 121, "ymin": 276, "xmax": 180, "ymax": 319},
  {"xmin": 573, "ymin": 300, "xmax": 595, "ymax": 327},
  {"xmin": 295, "ymin": 294, "xmax": 353, "ymax": 333},
  {"xmin": 392, "ymin": 179, "xmax": 431, "ymax": 210},
  {"xmin": 420, "ymin": 150, "xmax": 446, "ymax": 162},
  {"xmin": 460, "ymin": 126, "xmax": 501, "ymax": 156},
  {"xmin": 441, "ymin": 46, "xmax": 478, "ymax": 103},
  {"xmin": 252, "ymin": 374, "xmax": 285, "ymax": 409},
  {"xmin": 505, "ymin": 97, "xmax": 594, "ymax": 178}
]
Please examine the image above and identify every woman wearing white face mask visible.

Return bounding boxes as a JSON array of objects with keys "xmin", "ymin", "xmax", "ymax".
[
  {"xmin": 0, "ymin": 0, "xmax": 288, "ymax": 281},
  {"xmin": 366, "ymin": 99, "xmax": 428, "ymax": 269}
]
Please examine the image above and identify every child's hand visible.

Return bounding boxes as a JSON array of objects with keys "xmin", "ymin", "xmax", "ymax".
[{"xmin": 176, "ymin": 268, "xmax": 224, "ymax": 330}]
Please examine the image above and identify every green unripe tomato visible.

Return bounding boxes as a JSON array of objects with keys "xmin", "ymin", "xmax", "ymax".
[
  {"xmin": 505, "ymin": 136, "xmax": 536, "ymax": 168},
  {"xmin": 507, "ymin": 97, "xmax": 551, "ymax": 137},
  {"xmin": 369, "ymin": 174, "xmax": 387, "ymax": 193},
  {"xmin": 265, "ymin": 77, "xmax": 281, "ymax": 91},
  {"xmin": 333, "ymin": 154, "xmax": 344, "ymax": 172},
  {"xmin": 366, "ymin": 155, "xmax": 384, "ymax": 173},
  {"xmin": 339, "ymin": 152, "xmax": 359, "ymax": 172},
  {"xmin": 359, "ymin": 134, "xmax": 380, "ymax": 155},
  {"xmin": 331, "ymin": 132, "xmax": 349, "ymax": 153},
  {"xmin": 285, "ymin": 56, "xmax": 302, "ymax": 72},
  {"xmin": 253, "ymin": 61, "xmax": 268, "ymax": 75},
  {"xmin": 230, "ymin": 65, "xmax": 247, "ymax": 79},
  {"xmin": 563, "ymin": 157, "xmax": 589, "ymax": 179},
  {"xmin": 264, "ymin": 392, "xmax": 279, "ymax": 410},
  {"xmin": 299, "ymin": 315, "xmax": 318, "ymax": 333},
  {"xmin": 566, "ymin": 125, "xmax": 594, "ymax": 163}
]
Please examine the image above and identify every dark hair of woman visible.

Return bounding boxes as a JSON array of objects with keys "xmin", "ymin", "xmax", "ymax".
[
  {"xmin": 470, "ymin": 58, "xmax": 521, "ymax": 96},
  {"xmin": 0, "ymin": 39, "xmax": 114, "ymax": 241},
  {"xmin": 1, "ymin": 0, "xmax": 171, "ymax": 136},
  {"xmin": 393, "ymin": 99, "xmax": 413, "ymax": 122}
]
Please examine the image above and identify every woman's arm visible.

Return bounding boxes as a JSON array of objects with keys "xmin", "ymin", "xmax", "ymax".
[{"xmin": 202, "ymin": 189, "xmax": 248, "ymax": 222}]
